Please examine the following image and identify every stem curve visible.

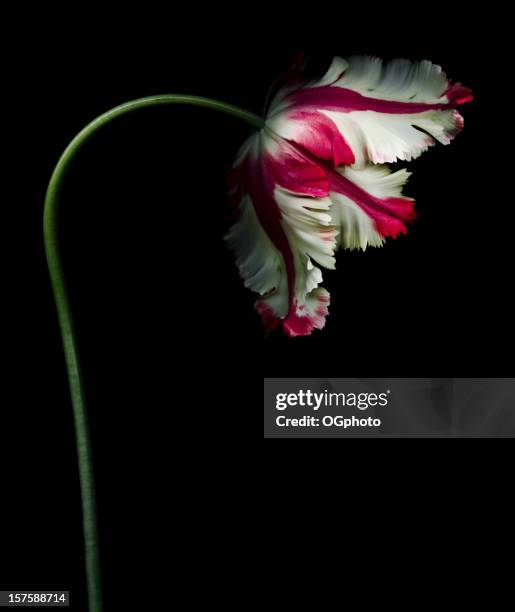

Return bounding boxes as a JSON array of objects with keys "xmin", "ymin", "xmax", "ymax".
[{"xmin": 43, "ymin": 95, "xmax": 264, "ymax": 612}]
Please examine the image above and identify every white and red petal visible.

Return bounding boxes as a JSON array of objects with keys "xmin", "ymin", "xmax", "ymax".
[
  {"xmin": 255, "ymin": 261, "xmax": 331, "ymax": 337},
  {"xmin": 267, "ymin": 55, "xmax": 472, "ymax": 167},
  {"xmin": 226, "ymin": 132, "xmax": 337, "ymax": 336},
  {"xmin": 328, "ymin": 164, "xmax": 415, "ymax": 247},
  {"xmin": 269, "ymin": 110, "xmax": 356, "ymax": 166},
  {"xmin": 283, "ymin": 288, "xmax": 330, "ymax": 337}
]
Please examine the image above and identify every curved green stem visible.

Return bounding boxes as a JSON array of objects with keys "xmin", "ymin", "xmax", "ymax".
[{"xmin": 43, "ymin": 95, "xmax": 264, "ymax": 612}]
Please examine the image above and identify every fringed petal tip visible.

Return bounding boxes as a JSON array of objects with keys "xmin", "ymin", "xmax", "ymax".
[
  {"xmin": 445, "ymin": 83, "xmax": 474, "ymax": 106},
  {"xmin": 256, "ymin": 288, "xmax": 330, "ymax": 338},
  {"xmin": 442, "ymin": 109, "xmax": 465, "ymax": 145}
]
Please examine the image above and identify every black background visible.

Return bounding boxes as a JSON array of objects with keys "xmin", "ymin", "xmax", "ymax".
[{"xmin": 2, "ymin": 8, "xmax": 511, "ymax": 610}]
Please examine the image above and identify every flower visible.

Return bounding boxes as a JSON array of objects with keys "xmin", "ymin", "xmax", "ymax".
[{"xmin": 226, "ymin": 56, "xmax": 472, "ymax": 336}]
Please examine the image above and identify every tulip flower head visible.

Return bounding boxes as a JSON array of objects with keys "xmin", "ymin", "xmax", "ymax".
[{"xmin": 226, "ymin": 56, "xmax": 472, "ymax": 336}]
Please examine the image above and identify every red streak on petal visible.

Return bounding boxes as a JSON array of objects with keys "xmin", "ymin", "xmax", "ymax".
[
  {"xmin": 275, "ymin": 136, "xmax": 416, "ymax": 240},
  {"xmin": 247, "ymin": 154, "xmax": 296, "ymax": 304},
  {"xmin": 287, "ymin": 84, "xmax": 472, "ymax": 114},
  {"xmin": 288, "ymin": 110, "xmax": 355, "ymax": 166},
  {"xmin": 269, "ymin": 141, "xmax": 330, "ymax": 197},
  {"xmin": 328, "ymin": 171, "xmax": 416, "ymax": 238}
]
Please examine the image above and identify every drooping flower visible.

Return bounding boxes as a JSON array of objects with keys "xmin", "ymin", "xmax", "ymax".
[{"xmin": 226, "ymin": 56, "xmax": 472, "ymax": 336}]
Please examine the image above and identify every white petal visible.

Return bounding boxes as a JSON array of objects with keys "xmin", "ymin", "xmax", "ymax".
[
  {"xmin": 274, "ymin": 187, "xmax": 338, "ymax": 270},
  {"xmin": 332, "ymin": 55, "xmax": 449, "ymax": 103},
  {"xmin": 224, "ymin": 194, "xmax": 281, "ymax": 296}
]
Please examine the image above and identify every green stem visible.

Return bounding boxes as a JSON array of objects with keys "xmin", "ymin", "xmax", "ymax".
[{"xmin": 43, "ymin": 95, "xmax": 264, "ymax": 612}]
